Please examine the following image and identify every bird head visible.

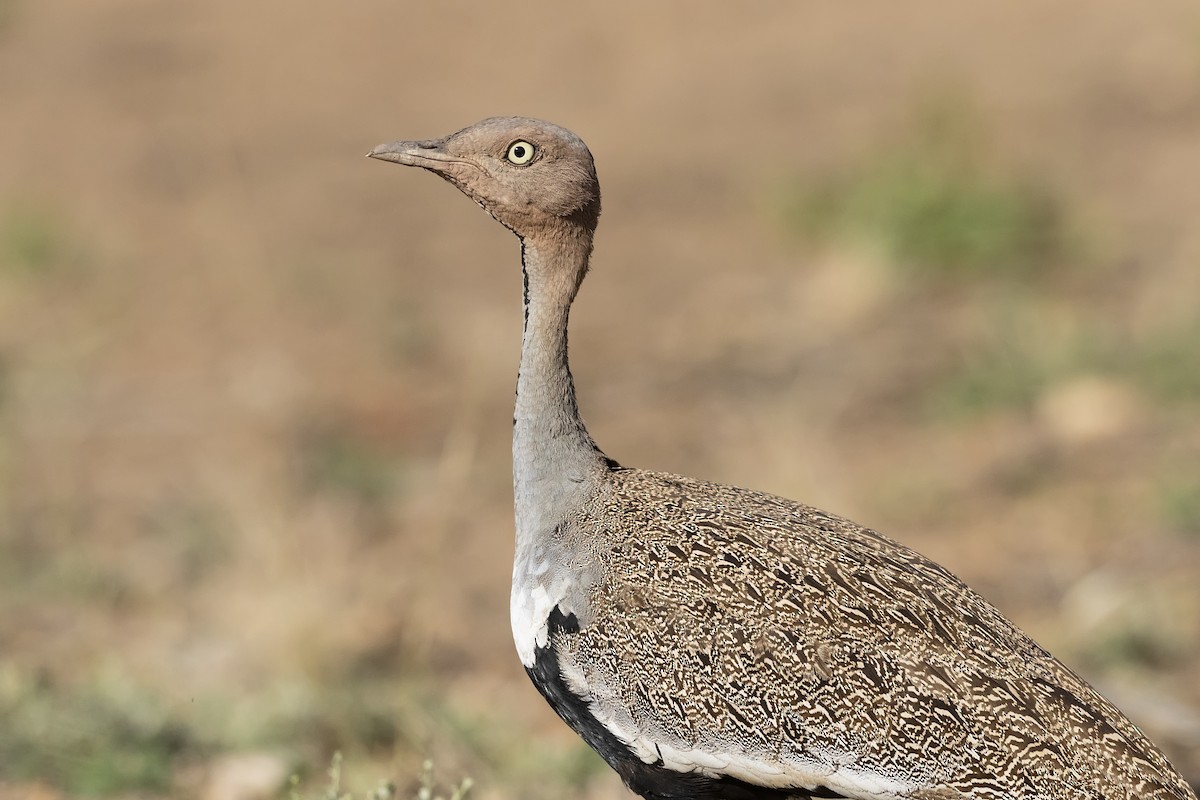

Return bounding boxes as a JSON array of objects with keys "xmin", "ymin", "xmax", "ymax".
[{"xmin": 369, "ymin": 117, "xmax": 601, "ymax": 240}]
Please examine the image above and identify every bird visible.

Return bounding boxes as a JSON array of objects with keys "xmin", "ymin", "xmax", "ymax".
[{"xmin": 368, "ymin": 117, "xmax": 1195, "ymax": 800}]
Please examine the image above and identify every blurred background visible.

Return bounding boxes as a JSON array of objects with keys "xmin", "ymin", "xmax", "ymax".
[{"xmin": 1, "ymin": 1, "xmax": 1198, "ymax": 798}]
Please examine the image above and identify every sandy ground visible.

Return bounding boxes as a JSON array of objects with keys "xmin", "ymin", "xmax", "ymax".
[{"xmin": 1, "ymin": 1, "xmax": 1198, "ymax": 797}]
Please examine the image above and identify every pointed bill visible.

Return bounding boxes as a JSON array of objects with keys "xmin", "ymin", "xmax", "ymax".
[{"xmin": 367, "ymin": 139, "xmax": 458, "ymax": 169}]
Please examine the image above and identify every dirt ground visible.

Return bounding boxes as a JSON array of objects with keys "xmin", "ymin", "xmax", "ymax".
[{"xmin": 1, "ymin": 2, "xmax": 1199, "ymax": 798}]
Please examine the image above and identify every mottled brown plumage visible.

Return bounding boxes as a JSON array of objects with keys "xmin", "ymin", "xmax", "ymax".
[
  {"xmin": 558, "ymin": 469, "xmax": 1189, "ymax": 799},
  {"xmin": 369, "ymin": 117, "xmax": 1195, "ymax": 800}
]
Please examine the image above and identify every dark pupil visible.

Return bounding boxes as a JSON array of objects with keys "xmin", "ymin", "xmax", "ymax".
[{"xmin": 512, "ymin": 145, "xmax": 526, "ymax": 159}]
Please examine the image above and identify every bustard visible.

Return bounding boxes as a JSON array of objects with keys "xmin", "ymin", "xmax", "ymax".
[{"xmin": 368, "ymin": 117, "xmax": 1195, "ymax": 800}]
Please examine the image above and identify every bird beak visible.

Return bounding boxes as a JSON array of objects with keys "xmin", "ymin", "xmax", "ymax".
[{"xmin": 367, "ymin": 138, "xmax": 454, "ymax": 169}]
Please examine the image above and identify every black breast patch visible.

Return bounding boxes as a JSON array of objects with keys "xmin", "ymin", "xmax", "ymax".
[{"xmin": 523, "ymin": 606, "xmax": 843, "ymax": 800}]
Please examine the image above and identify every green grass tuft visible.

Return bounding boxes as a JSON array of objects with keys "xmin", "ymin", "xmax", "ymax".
[
  {"xmin": 0, "ymin": 0, "xmax": 18, "ymax": 35},
  {"xmin": 925, "ymin": 296, "xmax": 1099, "ymax": 419},
  {"xmin": 1121, "ymin": 320, "xmax": 1200, "ymax": 404},
  {"xmin": 0, "ymin": 205, "xmax": 70, "ymax": 278},
  {"xmin": 783, "ymin": 98, "xmax": 1068, "ymax": 282},
  {"xmin": 926, "ymin": 298, "xmax": 1200, "ymax": 420},
  {"xmin": 0, "ymin": 663, "xmax": 193, "ymax": 795},
  {"xmin": 1077, "ymin": 618, "xmax": 1190, "ymax": 672},
  {"xmin": 1157, "ymin": 477, "xmax": 1200, "ymax": 538},
  {"xmin": 291, "ymin": 416, "xmax": 407, "ymax": 538},
  {"xmin": 295, "ymin": 420, "xmax": 397, "ymax": 506}
]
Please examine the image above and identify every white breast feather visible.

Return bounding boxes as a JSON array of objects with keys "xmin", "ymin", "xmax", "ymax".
[{"xmin": 511, "ymin": 580, "xmax": 555, "ymax": 667}]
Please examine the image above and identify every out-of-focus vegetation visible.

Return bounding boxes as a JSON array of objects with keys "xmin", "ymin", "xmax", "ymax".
[
  {"xmin": 288, "ymin": 753, "xmax": 422, "ymax": 800},
  {"xmin": 286, "ymin": 754, "xmax": 472, "ymax": 800},
  {"xmin": 1, "ymin": 206, "xmax": 67, "ymax": 278},
  {"xmin": 0, "ymin": 0, "xmax": 18, "ymax": 36},
  {"xmin": 1159, "ymin": 477, "xmax": 1200, "ymax": 539},
  {"xmin": 924, "ymin": 298, "xmax": 1200, "ymax": 419},
  {"xmin": 0, "ymin": 657, "xmax": 602, "ymax": 798},
  {"xmin": 783, "ymin": 99, "xmax": 1070, "ymax": 283},
  {"xmin": 783, "ymin": 98, "xmax": 1200, "ymax": 422},
  {"xmin": 0, "ymin": 665, "xmax": 188, "ymax": 794}
]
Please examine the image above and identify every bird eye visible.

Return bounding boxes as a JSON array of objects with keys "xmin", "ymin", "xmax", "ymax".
[{"xmin": 505, "ymin": 140, "xmax": 536, "ymax": 165}]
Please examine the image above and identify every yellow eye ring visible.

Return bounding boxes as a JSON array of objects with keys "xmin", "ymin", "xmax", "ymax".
[{"xmin": 505, "ymin": 140, "xmax": 536, "ymax": 165}]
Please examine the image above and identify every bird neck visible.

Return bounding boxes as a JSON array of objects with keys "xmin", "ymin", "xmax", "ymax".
[{"xmin": 513, "ymin": 227, "xmax": 605, "ymax": 540}]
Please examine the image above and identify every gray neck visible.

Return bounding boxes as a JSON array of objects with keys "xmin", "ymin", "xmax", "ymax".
[{"xmin": 513, "ymin": 233, "xmax": 605, "ymax": 542}]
